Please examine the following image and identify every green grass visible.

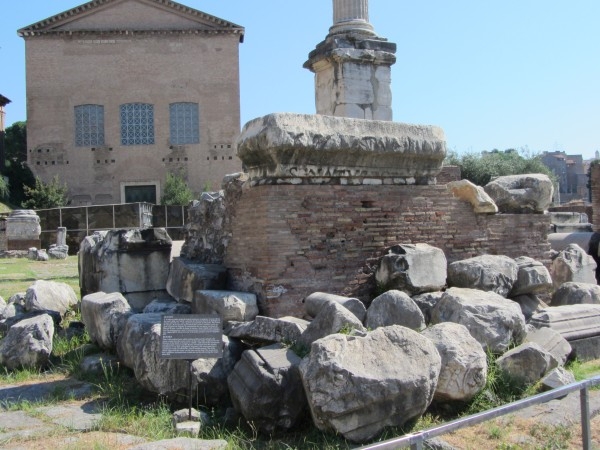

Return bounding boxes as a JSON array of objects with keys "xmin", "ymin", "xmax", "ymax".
[
  {"xmin": 0, "ymin": 255, "xmax": 80, "ymax": 300},
  {"xmin": 567, "ymin": 358, "xmax": 600, "ymax": 383}
]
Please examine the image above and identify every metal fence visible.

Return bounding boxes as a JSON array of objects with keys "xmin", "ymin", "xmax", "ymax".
[{"xmin": 358, "ymin": 375, "xmax": 600, "ymax": 450}]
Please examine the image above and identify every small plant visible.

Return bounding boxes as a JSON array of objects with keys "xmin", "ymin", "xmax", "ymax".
[
  {"xmin": 488, "ymin": 424, "xmax": 504, "ymax": 440},
  {"xmin": 161, "ymin": 171, "xmax": 194, "ymax": 205},
  {"xmin": 22, "ymin": 175, "xmax": 70, "ymax": 209}
]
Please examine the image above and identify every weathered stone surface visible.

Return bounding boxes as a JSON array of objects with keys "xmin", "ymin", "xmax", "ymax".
[
  {"xmin": 191, "ymin": 336, "xmax": 244, "ymax": 407},
  {"xmin": 129, "ymin": 438, "xmax": 227, "ymax": 450},
  {"xmin": 79, "ymin": 229, "xmax": 172, "ymax": 311},
  {"xmin": 166, "ymin": 258, "xmax": 227, "ymax": 303},
  {"xmin": 236, "ymin": 113, "xmax": 446, "ymax": 184},
  {"xmin": 299, "ymin": 326, "xmax": 441, "ymax": 443},
  {"xmin": 550, "ymin": 244, "xmax": 597, "ymax": 288},
  {"xmin": 48, "ymin": 244, "xmax": 69, "ymax": 260},
  {"xmin": 225, "ymin": 316, "xmax": 309, "ymax": 345},
  {"xmin": 529, "ymin": 304, "xmax": 600, "ymax": 341},
  {"xmin": 511, "ymin": 294, "xmax": 548, "ymax": 322},
  {"xmin": 496, "ymin": 342, "xmax": 557, "ymax": 384},
  {"xmin": 412, "ymin": 292, "xmax": 444, "ymax": 325},
  {"xmin": 483, "ymin": 174, "xmax": 554, "ymax": 214},
  {"xmin": 25, "ymin": 280, "xmax": 78, "ymax": 317},
  {"xmin": 143, "ymin": 298, "xmax": 192, "ymax": 314},
  {"xmin": 375, "ymin": 244, "xmax": 447, "ymax": 295},
  {"xmin": 79, "ymin": 354, "xmax": 120, "ymax": 375},
  {"xmin": 524, "ymin": 327, "xmax": 572, "ymax": 366},
  {"xmin": 228, "ymin": 344, "xmax": 306, "ymax": 433},
  {"xmin": 551, "ymin": 282, "xmax": 600, "ymax": 306},
  {"xmin": 303, "ymin": 292, "xmax": 366, "ymax": 322},
  {"xmin": 422, "ymin": 323, "xmax": 487, "ymax": 402},
  {"xmin": 431, "ymin": 287, "xmax": 526, "ymax": 353},
  {"xmin": 510, "ymin": 256, "xmax": 553, "ymax": 296},
  {"xmin": 298, "ymin": 301, "xmax": 366, "ymax": 347},
  {"xmin": 117, "ymin": 313, "xmax": 187, "ymax": 397},
  {"xmin": 540, "ymin": 367, "xmax": 576, "ymax": 391},
  {"xmin": 192, "ymin": 290, "xmax": 258, "ymax": 323},
  {"xmin": 81, "ymin": 292, "xmax": 133, "ymax": 350},
  {"xmin": 27, "ymin": 248, "xmax": 48, "ymax": 261},
  {"xmin": 365, "ymin": 290, "xmax": 425, "ymax": 331},
  {"xmin": 0, "ymin": 314, "xmax": 54, "ymax": 370},
  {"xmin": 0, "ymin": 310, "xmax": 61, "ymax": 334},
  {"xmin": 447, "ymin": 255, "xmax": 518, "ymax": 297},
  {"xmin": 447, "ymin": 179, "xmax": 498, "ymax": 214}
]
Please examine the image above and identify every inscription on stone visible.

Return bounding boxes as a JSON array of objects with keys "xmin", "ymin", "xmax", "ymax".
[{"xmin": 160, "ymin": 314, "xmax": 223, "ymax": 360}]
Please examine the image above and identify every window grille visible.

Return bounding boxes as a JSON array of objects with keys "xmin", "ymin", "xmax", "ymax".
[
  {"xmin": 75, "ymin": 104, "xmax": 104, "ymax": 146},
  {"xmin": 169, "ymin": 102, "xmax": 199, "ymax": 145},
  {"xmin": 120, "ymin": 103, "xmax": 155, "ymax": 145}
]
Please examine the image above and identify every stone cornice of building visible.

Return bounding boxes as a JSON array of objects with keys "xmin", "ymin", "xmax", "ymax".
[
  {"xmin": 0, "ymin": 95, "xmax": 11, "ymax": 107},
  {"xmin": 17, "ymin": 0, "xmax": 245, "ymax": 42}
]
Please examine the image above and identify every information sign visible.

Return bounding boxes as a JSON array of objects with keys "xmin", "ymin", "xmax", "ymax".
[{"xmin": 160, "ymin": 314, "xmax": 223, "ymax": 360}]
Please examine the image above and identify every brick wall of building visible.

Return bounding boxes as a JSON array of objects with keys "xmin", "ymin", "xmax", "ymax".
[
  {"xmin": 222, "ymin": 184, "xmax": 552, "ymax": 317},
  {"xmin": 591, "ymin": 165, "xmax": 600, "ymax": 232}
]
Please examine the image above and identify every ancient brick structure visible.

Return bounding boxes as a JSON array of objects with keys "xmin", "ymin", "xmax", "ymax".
[
  {"xmin": 19, "ymin": 0, "xmax": 244, "ymax": 205},
  {"xmin": 590, "ymin": 164, "xmax": 600, "ymax": 232}
]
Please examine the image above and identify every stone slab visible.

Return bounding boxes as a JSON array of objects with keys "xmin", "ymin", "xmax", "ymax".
[{"xmin": 36, "ymin": 401, "xmax": 102, "ymax": 431}]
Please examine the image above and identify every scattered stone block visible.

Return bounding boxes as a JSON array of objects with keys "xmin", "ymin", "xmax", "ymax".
[
  {"xmin": 128, "ymin": 438, "xmax": 227, "ymax": 450},
  {"xmin": 298, "ymin": 301, "xmax": 366, "ymax": 347},
  {"xmin": 496, "ymin": 342, "xmax": 557, "ymax": 384},
  {"xmin": 81, "ymin": 292, "xmax": 133, "ymax": 350},
  {"xmin": 525, "ymin": 327, "xmax": 572, "ymax": 366},
  {"xmin": 412, "ymin": 292, "xmax": 444, "ymax": 325},
  {"xmin": 193, "ymin": 290, "xmax": 258, "ymax": 323},
  {"xmin": 48, "ymin": 244, "xmax": 69, "ymax": 260},
  {"xmin": 550, "ymin": 244, "xmax": 597, "ymax": 288},
  {"xmin": 79, "ymin": 354, "xmax": 120, "ymax": 375},
  {"xmin": 366, "ymin": 290, "xmax": 425, "ymax": 331},
  {"xmin": 510, "ymin": 256, "xmax": 553, "ymax": 296},
  {"xmin": 551, "ymin": 282, "xmax": 600, "ymax": 306},
  {"xmin": 166, "ymin": 257, "xmax": 227, "ymax": 303},
  {"xmin": 303, "ymin": 292, "xmax": 366, "ymax": 322},
  {"xmin": 447, "ymin": 179, "xmax": 498, "ymax": 214},
  {"xmin": 431, "ymin": 287, "xmax": 526, "ymax": 353},
  {"xmin": 228, "ymin": 344, "xmax": 306, "ymax": 434},
  {"xmin": 375, "ymin": 243, "xmax": 447, "ymax": 295},
  {"xmin": 175, "ymin": 422, "xmax": 200, "ymax": 438},
  {"xmin": 511, "ymin": 294, "xmax": 548, "ymax": 322},
  {"xmin": 0, "ymin": 314, "xmax": 54, "ymax": 370},
  {"xmin": 299, "ymin": 326, "xmax": 441, "ymax": 443},
  {"xmin": 540, "ymin": 367, "xmax": 576, "ymax": 391},
  {"xmin": 448, "ymin": 255, "xmax": 518, "ymax": 297},
  {"xmin": 483, "ymin": 174, "xmax": 554, "ymax": 213},
  {"xmin": 25, "ymin": 280, "xmax": 78, "ymax": 317},
  {"xmin": 225, "ymin": 316, "xmax": 309, "ymax": 345},
  {"xmin": 143, "ymin": 298, "xmax": 192, "ymax": 314},
  {"xmin": 27, "ymin": 248, "xmax": 48, "ymax": 261},
  {"xmin": 422, "ymin": 323, "xmax": 487, "ymax": 402}
]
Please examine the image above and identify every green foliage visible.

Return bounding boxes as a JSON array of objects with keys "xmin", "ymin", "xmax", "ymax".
[
  {"xmin": 0, "ymin": 175, "xmax": 8, "ymax": 199},
  {"xmin": 22, "ymin": 175, "xmax": 69, "ymax": 209},
  {"xmin": 160, "ymin": 171, "xmax": 194, "ymax": 205},
  {"xmin": 2, "ymin": 121, "xmax": 35, "ymax": 206},
  {"xmin": 445, "ymin": 148, "xmax": 555, "ymax": 187},
  {"xmin": 3, "ymin": 121, "xmax": 26, "ymax": 163}
]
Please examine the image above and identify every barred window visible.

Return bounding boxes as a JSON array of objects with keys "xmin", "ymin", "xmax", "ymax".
[
  {"xmin": 75, "ymin": 104, "xmax": 104, "ymax": 147},
  {"xmin": 120, "ymin": 103, "xmax": 155, "ymax": 145},
  {"xmin": 169, "ymin": 102, "xmax": 199, "ymax": 145}
]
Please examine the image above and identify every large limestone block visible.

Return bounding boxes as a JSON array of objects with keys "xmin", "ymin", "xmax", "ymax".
[
  {"xmin": 496, "ymin": 342, "xmax": 557, "ymax": 384},
  {"xmin": 422, "ymin": 323, "xmax": 487, "ymax": 402},
  {"xmin": 412, "ymin": 292, "xmax": 444, "ymax": 325},
  {"xmin": 511, "ymin": 294, "xmax": 548, "ymax": 322},
  {"xmin": 303, "ymin": 292, "xmax": 366, "ymax": 322},
  {"xmin": 143, "ymin": 298, "xmax": 192, "ymax": 314},
  {"xmin": 225, "ymin": 316, "xmax": 309, "ymax": 345},
  {"xmin": 193, "ymin": 290, "xmax": 258, "ymax": 323},
  {"xmin": 510, "ymin": 256, "xmax": 553, "ymax": 297},
  {"xmin": 299, "ymin": 326, "xmax": 441, "ymax": 443},
  {"xmin": 80, "ymin": 292, "xmax": 133, "ymax": 350},
  {"xmin": 79, "ymin": 228, "xmax": 172, "ymax": 310},
  {"xmin": 447, "ymin": 179, "xmax": 498, "ymax": 214},
  {"xmin": 552, "ymin": 282, "xmax": 600, "ymax": 306},
  {"xmin": 25, "ymin": 280, "xmax": 78, "ymax": 317},
  {"xmin": 431, "ymin": 287, "xmax": 526, "ymax": 353},
  {"xmin": 375, "ymin": 244, "xmax": 447, "ymax": 295},
  {"xmin": 550, "ymin": 244, "xmax": 597, "ymax": 288},
  {"xmin": 524, "ymin": 327, "xmax": 572, "ymax": 366},
  {"xmin": 0, "ymin": 314, "xmax": 54, "ymax": 370},
  {"xmin": 236, "ymin": 113, "xmax": 446, "ymax": 183},
  {"xmin": 529, "ymin": 304, "xmax": 600, "ymax": 341},
  {"xmin": 447, "ymin": 255, "xmax": 518, "ymax": 297},
  {"xmin": 117, "ymin": 313, "xmax": 188, "ymax": 397},
  {"xmin": 5, "ymin": 210, "xmax": 41, "ymax": 240},
  {"xmin": 167, "ymin": 258, "xmax": 227, "ymax": 303},
  {"xmin": 483, "ymin": 174, "xmax": 554, "ymax": 213},
  {"xmin": 298, "ymin": 301, "xmax": 366, "ymax": 348},
  {"xmin": 227, "ymin": 344, "xmax": 306, "ymax": 433},
  {"xmin": 365, "ymin": 290, "xmax": 425, "ymax": 331},
  {"xmin": 540, "ymin": 367, "xmax": 576, "ymax": 391}
]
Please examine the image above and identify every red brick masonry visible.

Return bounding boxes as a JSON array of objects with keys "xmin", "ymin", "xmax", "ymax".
[{"xmin": 224, "ymin": 184, "xmax": 551, "ymax": 318}]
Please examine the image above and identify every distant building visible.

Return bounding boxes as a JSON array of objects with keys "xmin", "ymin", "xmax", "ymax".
[
  {"xmin": 0, "ymin": 94, "xmax": 11, "ymax": 172},
  {"xmin": 18, "ymin": 0, "xmax": 244, "ymax": 205},
  {"xmin": 541, "ymin": 151, "xmax": 588, "ymax": 203}
]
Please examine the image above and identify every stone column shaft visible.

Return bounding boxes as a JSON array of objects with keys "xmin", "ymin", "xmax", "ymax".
[{"xmin": 333, "ymin": 0, "xmax": 369, "ymax": 24}]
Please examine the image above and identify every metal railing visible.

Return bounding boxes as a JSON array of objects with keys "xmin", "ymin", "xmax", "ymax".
[{"xmin": 358, "ymin": 375, "xmax": 600, "ymax": 450}]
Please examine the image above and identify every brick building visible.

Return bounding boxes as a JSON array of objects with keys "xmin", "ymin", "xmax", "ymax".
[
  {"xmin": 18, "ymin": 0, "xmax": 244, "ymax": 205},
  {"xmin": 541, "ymin": 151, "xmax": 588, "ymax": 203}
]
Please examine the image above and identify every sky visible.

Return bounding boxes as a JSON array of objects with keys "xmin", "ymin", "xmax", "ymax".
[{"xmin": 1, "ymin": 0, "xmax": 599, "ymax": 158}]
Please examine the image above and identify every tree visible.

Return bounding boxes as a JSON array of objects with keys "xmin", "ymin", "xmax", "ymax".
[
  {"xmin": 2, "ymin": 121, "xmax": 35, "ymax": 206},
  {"xmin": 0, "ymin": 176, "xmax": 8, "ymax": 200},
  {"xmin": 22, "ymin": 175, "xmax": 69, "ymax": 209},
  {"xmin": 444, "ymin": 148, "xmax": 555, "ymax": 186},
  {"xmin": 161, "ymin": 172, "xmax": 194, "ymax": 205}
]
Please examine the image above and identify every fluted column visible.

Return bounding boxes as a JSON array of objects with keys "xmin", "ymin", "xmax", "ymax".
[{"xmin": 330, "ymin": 0, "xmax": 374, "ymax": 35}]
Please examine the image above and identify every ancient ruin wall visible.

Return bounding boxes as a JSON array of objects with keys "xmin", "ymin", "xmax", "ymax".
[
  {"xmin": 591, "ymin": 164, "xmax": 600, "ymax": 232},
  {"xmin": 220, "ymin": 184, "xmax": 551, "ymax": 317}
]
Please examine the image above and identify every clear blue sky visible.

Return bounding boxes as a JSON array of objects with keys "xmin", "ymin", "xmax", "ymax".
[{"xmin": 1, "ymin": 1, "xmax": 599, "ymax": 158}]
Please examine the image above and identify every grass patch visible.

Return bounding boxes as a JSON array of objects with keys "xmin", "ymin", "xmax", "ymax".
[
  {"xmin": 567, "ymin": 358, "xmax": 600, "ymax": 384},
  {"xmin": 0, "ymin": 255, "xmax": 80, "ymax": 300}
]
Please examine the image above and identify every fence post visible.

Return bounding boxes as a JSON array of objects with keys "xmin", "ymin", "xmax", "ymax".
[{"xmin": 580, "ymin": 385, "xmax": 591, "ymax": 450}]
